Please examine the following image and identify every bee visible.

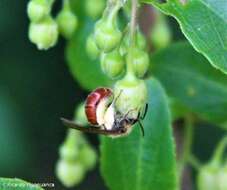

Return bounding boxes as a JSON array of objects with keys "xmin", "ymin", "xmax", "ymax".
[{"xmin": 61, "ymin": 87, "xmax": 148, "ymax": 137}]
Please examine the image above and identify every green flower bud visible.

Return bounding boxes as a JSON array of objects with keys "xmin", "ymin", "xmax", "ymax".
[
  {"xmin": 136, "ymin": 31, "xmax": 146, "ymax": 50},
  {"xmin": 74, "ymin": 103, "xmax": 88, "ymax": 126},
  {"xmin": 150, "ymin": 14, "xmax": 171, "ymax": 49},
  {"xmin": 101, "ymin": 49, "xmax": 125, "ymax": 79},
  {"xmin": 28, "ymin": 17, "xmax": 58, "ymax": 50},
  {"xmin": 94, "ymin": 18, "xmax": 122, "ymax": 53},
  {"xmin": 27, "ymin": 0, "xmax": 51, "ymax": 22},
  {"xmin": 59, "ymin": 143, "xmax": 78, "ymax": 163},
  {"xmin": 197, "ymin": 136, "xmax": 227, "ymax": 190},
  {"xmin": 79, "ymin": 146, "xmax": 97, "ymax": 170},
  {"xmin": 86, "ymin": 34, "xmax": 100, "ymax": 59},
  {"xmin": 114, "ymin": 76, "xmax": 148, "ymax": 119},
  {"xmin": 56, "ymin": 160, "xmax": 85, "ymax": 187},
  {"xmin": 219, "ymin": 166, "xmax": 227, "ymax": 190},
  {"xmin": 197, "ymin": 165, "xmax": 220, "ymax": 190},
  {"xmin": 85, "ymin": 0, "xmax": 105, "ymax": 19},
  {"xmin": 57, "ymin": 7, "xmax": 78, "ymax": 39},
  {"xmin": 128, "ymin": 48, "xmax": 149, "ymax": 78},
  {"xmin": 120, "ymin": 30, "xmax": 146, "ymax": 56},
  {"xmin": 59, "ymin": 130, "xmax": 82, "ymax": 162}
]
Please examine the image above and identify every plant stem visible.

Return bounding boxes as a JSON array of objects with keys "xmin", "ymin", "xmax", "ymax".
[
  {"xmin": 63, "ymin": 0, "xmax": 70, "ymax": 9},
  {"xmin": 178, "ymin": 115, "xmax": 194, "ymax": 178},
  {"xmin": 125, "ymin": 0, "xmax": 138, "ymax": 79},
  {"xmin": 211, "ymin": 136, "xmax": 227, "ymax": 166},
  {"xmin": 188, "ymin": 154, "xmax": 201, "ymax": 170},
  {"xmin": 47, "ymin": 0, "xmax": 55, "ymax": 6},
  {"xmin": 130, "ymin": 0, "xmax": 138, "ymax": 46}
]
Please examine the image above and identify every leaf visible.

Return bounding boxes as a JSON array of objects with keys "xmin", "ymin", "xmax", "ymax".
[
  {"xmin": 150, "ymin": 41, "xmax": 227, "ymax": 124},
  {"xmin": 66, "ymin": 18, "xmax": 112, "ymax": 91},
  {"xmin": 141, "ymin": 0, "xmax": 227, "ymax": 74},
  {"xmin": 100, "ymin": 78, "xmax": 177, "ymax": 190},
  {"xmin": 0, "ymin": 178, "xmax": 44, "ymax": 190}
]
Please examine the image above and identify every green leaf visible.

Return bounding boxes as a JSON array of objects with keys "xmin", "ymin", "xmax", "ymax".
[
  {"xmin": 66, "ymin": 18, "xmax": 112, "ymax": 91},
  {"xmin": 142, "ymin": 0, "xmax": 227, "ymax": 74},
  {"xmin": 150, "ymin": 41, "xmax": 227, "ymax": 124},
  {"xmin": 0, "ymin": 178, "xmax": 44, "ymax": 190},
  {"xmin": 100, "ymin": 78, "xmax": 177, "ymax": 190}
]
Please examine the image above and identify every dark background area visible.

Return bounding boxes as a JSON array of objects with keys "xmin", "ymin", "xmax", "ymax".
[
  {"xmin": 0, "ymin": 0, "xmax": 106, "ymax": 189},
  {"xmin": 0, "ymin": 1, "xmax": 224, "ymax": 190}
]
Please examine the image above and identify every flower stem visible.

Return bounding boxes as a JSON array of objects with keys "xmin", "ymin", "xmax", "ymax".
[
  {"xmin": 125, "ymin": 0, "xmax": 138, "ymax": 79},
  {"xmin": 47, "ymin": 0, "xmax": 55, "ymax": 6},
  {"xmin": 130, "ymin": 0, "xmax": 138, "ymax": 46},
  {"xmin": 211, "ymin": 136, "xmax": 227, "ymax": 166},
  {"xmin": 188, "ymin": 154, "xmax": 201, "ymax": 170},
  {"xmin": 63, "ymin": 0, "xmax": 70, "ymax": 9},
  {"xmin": 178, "ymin": 115, "xmax": 194, "ymax": 178}
]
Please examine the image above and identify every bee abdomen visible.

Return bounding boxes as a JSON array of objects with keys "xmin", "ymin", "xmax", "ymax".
[{"xmin": 85, "ymin": 88, "xmax": 113, "ymax": 125}]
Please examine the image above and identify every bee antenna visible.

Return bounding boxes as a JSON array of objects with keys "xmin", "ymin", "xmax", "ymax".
[{"xmin": 138, "ymin": 120, "xmax": 145, "ymax": 137}]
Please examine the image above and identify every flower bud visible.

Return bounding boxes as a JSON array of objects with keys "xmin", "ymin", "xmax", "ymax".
[
  {"xmin": 86, "ymin": 34, "xmax": 100, "ymax": 59},
  {"xmin": 27, "ymin": 0, "xmax": 51, "ymax": 22},
  {"xmin": 59, "ymin": 143, "xmax": 78, "ymax": 163},
  {"xmin": 29, "ymin": 17, "xmax": 58, "ymax": 50},
  {"xmin": 120, "ymin": 30, "xmax": 146, "ymax": 56},
  {"xmin": 85, "ymin": 0, "xmax": 105, "ymax": 19},
  {"xmin": 136, "ymin": 31, "xmax": 146, "ymax": 50},
  {"xmin": 128, "ymin": 47, "xmax": 149, "ymax": 78},
  {"xmin": 94, "ymin": 18, "xmax": 122, "ymax": 53},
  {"xmin": 59, "ymin": 130, "xmax": 82, "ymax": 162},
  {"xmin": 56, "ymin": 160, "xmax": 85, "ymax": 187},
  {"xmin": 101, "ymin": 49, "xmax": 125, "ymax": 79},
  {"xmin": 74, "ymin": 103, "xmax": 88, "ymax": 126},
  {"xmin": 57, "ymin": 7, "xmax": 78, "ymax": 39},
  {"xmin": 79, "ymin": 145, "xmax": 97, "ymax": 170},
  {"xmin": 197, "ymin": 136, "xmax": 227, "ymax": 190},
  {"xmin": 218, "ymin": 166, "xmax": 227, "ymax": 190},
  {"xmin": 114, "ymin": 77, "xmax": 148, "ymax": 119},
  {"xmin": 197, "ymin": 165, "xmax": 220, "ymax": 190},
  {"xmin": 150, "ymin": 14, "xmax": 171, "ymax": 49}
]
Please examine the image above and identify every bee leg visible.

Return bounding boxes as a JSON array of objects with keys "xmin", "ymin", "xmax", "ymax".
[
  {"xmin": 140, "ymin": 103, "xmax": 148, "ymax": 120},
  {"xmin": 138, "ymin": 120, "xmax": 145, "ymax": 137}
]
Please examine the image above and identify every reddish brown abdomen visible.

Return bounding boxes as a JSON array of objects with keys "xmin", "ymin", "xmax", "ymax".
[{"xmin": 85, "ymin": 88, "xmax": 112, "ymax": 125}]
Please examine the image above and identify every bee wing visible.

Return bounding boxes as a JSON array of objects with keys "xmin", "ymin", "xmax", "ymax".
[{"xmin": 61, "ymin": 118, "xmax": 125, "ymax": 136}]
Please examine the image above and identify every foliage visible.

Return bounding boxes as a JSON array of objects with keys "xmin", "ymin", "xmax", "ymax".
[
  {"xmin": 142, "ymin": 0, "xmax": 227, "ymax": 74},
  {"xmin": 0, "ymin": 178, "xmax": 44, "ymax": 190},
  {"xmin": 9, "ymin": 0, "xmax": 226, "ymax": 189},
  {"xmin": 101, "ymin": 78, "xmax": 177, "ymax": 190},
  {"xmin": 150, "ymin": 42, "xmax": 227, "ymax": 125}
]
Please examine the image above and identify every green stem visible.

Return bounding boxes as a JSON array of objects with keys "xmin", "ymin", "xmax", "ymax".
[
  {"xmin": 125, "ymin": 0, "xmax": 138, "ymax": 78},
  {"xmin": 103, "ymin": 0, "xmax": 124, "ymax": 23},
  {"xmin": 188, "ymin": 154, "xmax": 201, "ymax": 170},
  {"xmin": 63, "ymin": 0, "xmax": 70, "ymax": 9},
  {"xmin": 130, "ymin": 0, "xmax": 138, "ymax": 46},
  {"xmin": 210, "ymin": 136, "xmax": 227, "ymax": 166},
  {"xmin": 47, "ymin": 0, "xmax": 55, "ymax": 6},
  {"xmin": 178, "ymin": 115, "xmax": 194, "ymax": 178}
]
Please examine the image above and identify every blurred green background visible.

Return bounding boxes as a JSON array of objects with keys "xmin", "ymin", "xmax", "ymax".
[
  {"xmin": 0, "ymin": 0, "xmax": 225, "ymax": 190},
  {"xmin": 0, "ymin": 0, "xmax": 106, "ymax": 189}
]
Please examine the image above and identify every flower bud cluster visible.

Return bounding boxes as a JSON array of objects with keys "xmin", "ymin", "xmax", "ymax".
[
  {"xmin": 56, "ymin": 104, "xmax": 97, "ymax": 187},
  {"xmin": 27, "ymin": 0, "xmax": 77, "ymax": 50},
  {"xmin": 85, "ymin": 0, "xmax": 149, "ymax": 119}
]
